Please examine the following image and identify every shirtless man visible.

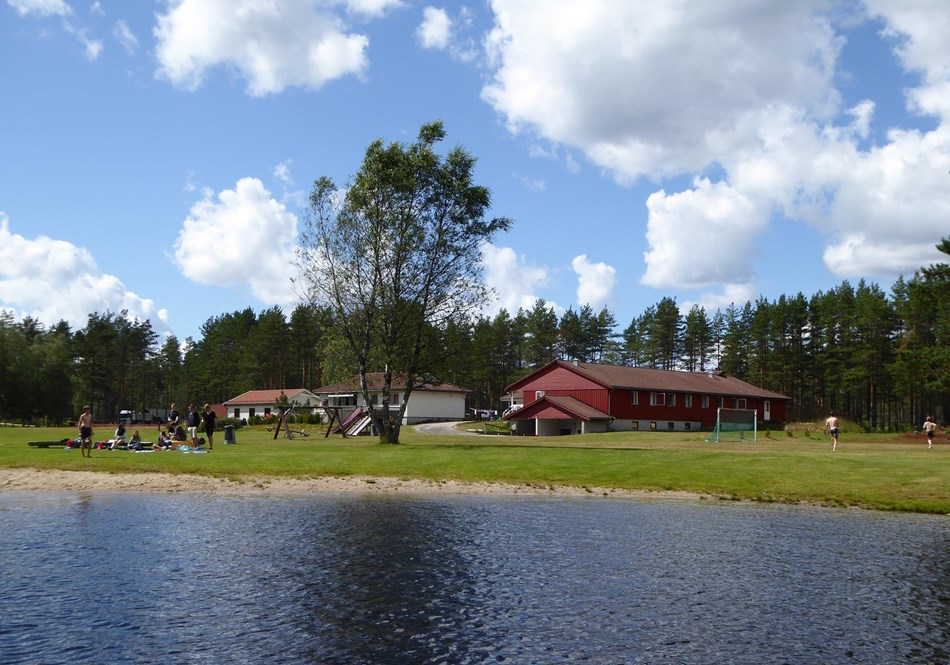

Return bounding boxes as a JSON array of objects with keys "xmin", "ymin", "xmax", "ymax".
[
  {"xmin": 825, "ymin": 411, "xmax": 840, "ymax": 452},
  {"xmin": 78, "ymin": 405, "xmax": 94, "ymax": 458},
  {"xmin": 923, "ymin": 416, "xmax": 937, "ymax": 449}
]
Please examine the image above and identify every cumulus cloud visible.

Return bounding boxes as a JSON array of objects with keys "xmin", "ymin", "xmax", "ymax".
[
  {"xmin": 154, "ymin": 0, "xmax": 400, "ymax": 95},
  {"xmin": 6, "ymin": 0, "xmax": 72, "ymax": 16},
  {"xmin": 480, "ymin": 244, "xmax": 554, "ymax": 315},
  {"xmin": 482, "ymin": 0, "xmax": 950, "ymax": 292},
  {"xmin": 172, "ymin": 178, "xmax": 299, "ymax": 304},
  {"xmin": 0, "ymin": 213, "xmax": 169, "ymax": 332},
  {"xmin": 642, "ymin": 178, "xmax": 764, "ymax": 290},
  {"xmin": 483, "ymin": 0, "xmax": 841, "ymax": 182},
  {"xmin": 571, "ymin": 254, "xmax": 616, "ymax": 310},
  {"xmin": 417, "ymin": 6, "xmax": 451, "ymax": 49}
]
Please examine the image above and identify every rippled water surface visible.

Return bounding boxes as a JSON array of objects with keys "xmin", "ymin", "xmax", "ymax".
[{"xmin": 1, "ymin": 493, "xmax": 947, "ymax": 664}]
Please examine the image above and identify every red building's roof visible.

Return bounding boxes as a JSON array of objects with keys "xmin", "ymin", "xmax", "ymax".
[
  {"xmin": 507, "ymin": 360, "xmax": 789, "ymax": 400},
  {"xmin": 507, "ymin": 395, "xmax": 612, "ymax": 421}
]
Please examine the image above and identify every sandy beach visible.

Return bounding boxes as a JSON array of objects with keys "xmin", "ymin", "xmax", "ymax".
[{"xmin": 0, "ymin": 467, "xmax": 707, "ymax": 502}]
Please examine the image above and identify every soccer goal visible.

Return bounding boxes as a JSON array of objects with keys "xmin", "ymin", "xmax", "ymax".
[{"xmin": 706, "ymin": 408, "xmax": 757, "ymax": 443}]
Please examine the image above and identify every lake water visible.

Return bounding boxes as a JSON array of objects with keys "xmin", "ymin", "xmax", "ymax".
[{"xmin": 1, "ymin": 492, "xmax": 947, "ymax": 664}]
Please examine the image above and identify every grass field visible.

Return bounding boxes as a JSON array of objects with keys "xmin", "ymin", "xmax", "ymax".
[{"xmin": 1, "ymin": 424, "xmax": 947, "ymax": 514}]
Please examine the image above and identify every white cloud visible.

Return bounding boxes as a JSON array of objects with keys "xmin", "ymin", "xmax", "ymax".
[
  {"xmin": 0, "ymin": 213, "xmax": 169, "ymax": 332},
  {"xmin": 482, "ymin": 0, "xmax": 950, "ymax": 289},
  {"xmin": 172, "ymin": 178, "xmax": 299, "ymax": 304},
  {"xmin": 6, "ymin": 0, "xmax": 72, "ymax": 16},
  {"xmin": 113, "ymin": 19, "xmax": 138, "ymax": 54},
  {"xmin": 344, "ymin": 0, "xmax": 403, "ymax": 17},
  {"xmin": 154, "ymin": 0, "xmax": 387, "ymax": 96},
  {"xmin": 571, "ymin": 254, "xmax": 616, "ymax": 309},
  {"xmin": 483, "ymin": 0, "xmax": 841, "ymax": 182},
  {"xmin": 417, "ymin": 6, "xmax": 451, "ymax": 50},
  {"xmin": 66, "ymin": 23, "xmax": 102, "ymax": 59},
  {"xmin": 480, "ymin": 244, "xmax": 553, "ymax": 314},
  {"xmin": 642, "ymin": 178, "xmax": 764, "ymax": 290},
  {"xmin": 273, "ymin": 160, "xmax": 294, "ymax": 186}
]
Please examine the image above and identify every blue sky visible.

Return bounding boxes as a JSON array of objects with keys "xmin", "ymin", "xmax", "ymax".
[{"xmin": 1, "ymin": 0, "xmax": 948, "ymax": 342}]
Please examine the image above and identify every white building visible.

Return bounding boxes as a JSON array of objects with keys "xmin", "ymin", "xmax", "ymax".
[
  {"xmin": 313, "ymin": 373, "xmax": 468, "ymax": 425},
  {"xmin": 223, "ymin": 388, "xmax": 321, "ymax": 421}
]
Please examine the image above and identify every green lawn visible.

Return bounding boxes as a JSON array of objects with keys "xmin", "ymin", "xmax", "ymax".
[{"xmin": 1, "ymin": 424, "xmax": 947, "ymax": 514}]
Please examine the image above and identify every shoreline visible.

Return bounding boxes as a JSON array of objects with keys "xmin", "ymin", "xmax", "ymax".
[{"xmin": 0, "ymin": 467, "xmax": 711, "ymax": 503}]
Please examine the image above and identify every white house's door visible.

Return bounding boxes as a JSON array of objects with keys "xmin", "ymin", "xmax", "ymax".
[{"xmin": 764, "ymin": 400, "xmax": 771, "ymax": 421}]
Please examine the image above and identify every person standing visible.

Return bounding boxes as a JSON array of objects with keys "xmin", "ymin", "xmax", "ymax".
[
  {"xmin": 923, "ymin": 416, "xmax": 937, "ymax": 449},
  {"xmin": 77, "ymin": 405, "xmax": 94, "ymax": 458},
  {"xmin": 825, "ymin": 411, "xmax": 840, "ymax": 452},
  {"xmin": 202, "ymin": 403, "xmax": 217, "ymax": 450},
  {"xmin": 186, "ymin": 404, "xmax": 201, "ymax": 445},
  {"xmin": 167, "ymin": 403, "xmax": 180, "ymax": 432}
]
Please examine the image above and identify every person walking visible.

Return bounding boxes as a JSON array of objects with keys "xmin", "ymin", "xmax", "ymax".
[
  {"xmin": 825, "ymin": 411, "xmax": 840, "ymax": 452},
  {"xmin": 202, "ymin": 403, "xmax": 217, "ymax": 450},
  {"xmin": 923, "ymin": 416, "xmax": 937, "ymax": 449},
  {"xmin": 77, "ymin": 405, "xmax": 94, "ymax": 458}
]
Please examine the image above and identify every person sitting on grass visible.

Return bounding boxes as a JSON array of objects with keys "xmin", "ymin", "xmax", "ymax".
[
  {"xmin": 155, "ymin": 431, "xmax": 171, "ymax": 451},
  {"xmin": 110, "ymin": 423, "xmax": 127, "ymax": 450},
  {"xmin": 129, "ymin": 430, "xmax": 143, "ymax": 451}
]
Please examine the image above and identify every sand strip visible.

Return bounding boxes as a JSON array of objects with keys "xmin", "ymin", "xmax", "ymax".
[{"xmin": 0, "ymin": 468, "xmax": 707, "ymax": 502}]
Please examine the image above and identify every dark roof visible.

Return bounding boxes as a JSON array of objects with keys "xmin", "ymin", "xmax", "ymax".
[
  {"xmin": 507, "ymin": 361, "xmax": 789, "ymax": 400},
  {"xmin": 314, "ymin": 372, "xmax": 468, "ymax": 394},
  {"xmin": 505, "ymin": 395, "xmax": 612, "ymax": 421}
]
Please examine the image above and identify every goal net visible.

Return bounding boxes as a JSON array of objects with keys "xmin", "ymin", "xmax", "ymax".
[{"xmin": 706, "ymin": 408, "xmax": 757, "ymax": 443}]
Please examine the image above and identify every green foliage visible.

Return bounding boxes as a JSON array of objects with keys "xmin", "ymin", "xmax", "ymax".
[{"xmin": 297, "ymin": 120, "xmax": 512, "ymax": 443}]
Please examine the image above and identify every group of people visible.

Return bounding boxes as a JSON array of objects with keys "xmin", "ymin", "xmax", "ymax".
[
  {"xmin": 74, "ymin": 402, "xmax": 218, "ymax": 456},
  {"xmin": 164, "ymin": 402, "xmax": 217, "ymax": 450},
  {"xmin": 824, "ymin": 411, "xmax": 941, "ymax": 451}
]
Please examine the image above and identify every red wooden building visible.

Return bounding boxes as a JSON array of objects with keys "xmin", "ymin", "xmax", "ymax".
[{"xmin": 503, "ymin": 360, "xmax": 789, "ymax": 436}]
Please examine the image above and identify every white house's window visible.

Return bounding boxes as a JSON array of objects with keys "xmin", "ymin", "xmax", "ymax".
[
  {"xmin": 701, "ymin": 395, "xmax": 709, "ymax": 409},
  {"xmin": 631, "ymin": 391, "xmax": 639, "ymax": 406},
  {"xmin": 735, "ymin": 398, "xmax": 747, "ymax": 409},
  {"xmin": 264, "ymin": 407, "xmax": 271, "ymax": 417},
  {"xmin": 685, "ymin": 394, "xmax": 693, "ymax": 408},
  {"xmin": 650, "ymin": 392, "xmax": 666, "ymax": 406},
  {"xmin": 535, "ymin": 390, "xmax": 545, "ymax": 400},
  {"xmin": 232, "ymin": 408, "xmax": 240, "ymax": 418},
  {"xmin": 391, "ymin": 393, "xmax": 400, "ymax": 405},
  {"xmin": 249, "ymin": 408, "xmax": 256, "ymax": 418}
]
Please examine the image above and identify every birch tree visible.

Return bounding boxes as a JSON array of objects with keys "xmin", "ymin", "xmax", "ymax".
[{"xmin": 297, "ymin": 121, "xmax": 511, "ymax": 443}]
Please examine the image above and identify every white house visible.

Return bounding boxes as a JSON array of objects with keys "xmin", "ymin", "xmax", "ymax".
[
  {"xmin": 224, "ymin": 388, "xmax": 321, "ymax": 421},
  {"xmin": 313, "ymin": 373, "xmax": 468, "ymax": 425}
]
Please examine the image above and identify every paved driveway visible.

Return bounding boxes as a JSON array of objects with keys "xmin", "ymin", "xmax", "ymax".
[{"xmin": 413, "ymin": 421, "xmax": 477, "ymax": 436}]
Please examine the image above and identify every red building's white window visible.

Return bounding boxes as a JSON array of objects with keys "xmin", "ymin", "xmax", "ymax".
[{"xmin": 650, "ymin": 392, "xmax": 666, "ymax": 406}]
